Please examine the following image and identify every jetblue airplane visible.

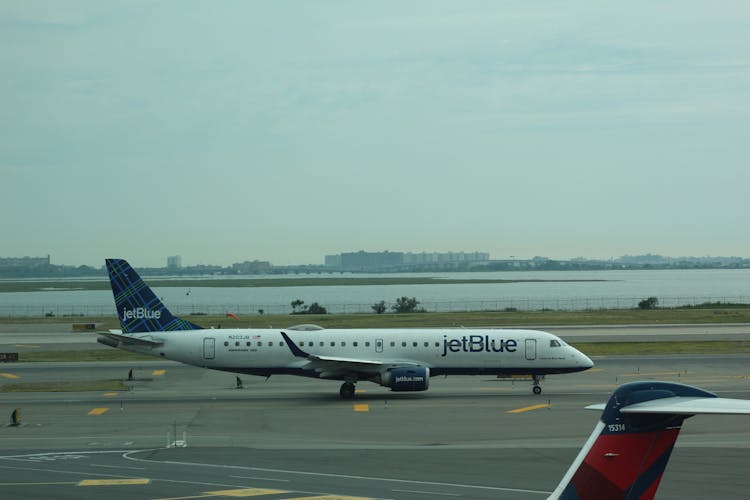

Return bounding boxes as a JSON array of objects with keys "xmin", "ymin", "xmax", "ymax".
[
  {"xmin": 99, "ymin": 259, "xmax": 593, "ymax": 398},
  {"xmin": 551, "ymin": 380, "xmax": 750, "ymax": 499}
]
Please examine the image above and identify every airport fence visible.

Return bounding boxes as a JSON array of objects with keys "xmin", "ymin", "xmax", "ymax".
[{"xmin": 1, "ymin": 295, "xmax": 749, "ymax": 318}]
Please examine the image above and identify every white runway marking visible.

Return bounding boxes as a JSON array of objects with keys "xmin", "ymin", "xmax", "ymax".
[{"xmin": 123, "ymin": 449, "xmax": 551, "ymax": 496}]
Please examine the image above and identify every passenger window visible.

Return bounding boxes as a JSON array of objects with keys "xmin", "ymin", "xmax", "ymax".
[
  {"xmin": 424, "ymin": 342, "xmax": 429, "ymax": 347},
  {"xmin": 390, "ymin": 341, "xmax": 395, "ymax": 347},
  {"xmin": 435, "ymin": 342, "xmax": 439, "ymax": 347},
  {"xmin": 246, "ymin": 341, "xmax": 251, "ymax": 346},
  {"xmin": 320, "ymin": 341, "xmax": 324, "ymax": 347},
  {"xmin": 366, "ymin": 342, "xmax": 371, "ymax": 347},
  {"xmin": 280, "ymin": 342, "xmax": 284, "ymax": 346},
  {"xmin": 353, "ymin": 342, "xmax": 358, "ymax": 347},
  {"xmin": 330, "ymin": 341, "xmax": 336, "ymax": 347},
  {"xmin": 257, "ymin": 341, "xmax": 263, "ymax": 347},
  {"xmin": 402, "ymin": 341, "xmax": 407, "ymax": 347},
  {"xmin": 235, "ymin": 341, "xmax": 240, "ymax": 346},
  {"xmin": 269, "ymin": 342, "xmax": 274, "ymax": 347},
  {"xmin": 412, "ymin": 342, "xmax": 418, "ymax": 347},
  {"xmin": 308, "ymin": 342, "xmax": 313, "ymax": 347},
  {"xmin": 341, "ymin": 341, "xmax": 346, "ymax": 347},
  {"xmin": 224, "ymin": 341, "xmax": 229, "ymax": 347}
]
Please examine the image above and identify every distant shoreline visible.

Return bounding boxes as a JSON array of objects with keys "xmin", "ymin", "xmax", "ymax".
[{"xmin": 0, "ymin": 276, "xmax": 609, "ymax": 293}]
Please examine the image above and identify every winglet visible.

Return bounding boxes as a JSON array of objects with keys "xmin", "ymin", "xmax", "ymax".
[
  {"xmin": 281, "ymin": 331, "xmax": 310, "ymax": 358},
  {"xmin": 550, "ymin": 381, "xmax": 750, "ymax": 500}
]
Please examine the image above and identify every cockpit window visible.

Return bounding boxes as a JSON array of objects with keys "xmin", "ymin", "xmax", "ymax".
[{"xmin": 550, "ymin": 340, "xmax": 561, "ymax": 347}]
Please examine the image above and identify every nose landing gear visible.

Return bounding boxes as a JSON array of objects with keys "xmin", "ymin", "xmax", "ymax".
[{"xmin": 532, "ymin": 374, "xmax": 545, "ymax": 395}]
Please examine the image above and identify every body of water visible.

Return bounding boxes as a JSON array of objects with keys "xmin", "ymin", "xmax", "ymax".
[{"xmin": 1, "ymin": 269, "xmax": 749, "ymax": 317}]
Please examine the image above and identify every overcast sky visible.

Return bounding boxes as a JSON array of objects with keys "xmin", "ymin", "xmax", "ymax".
[{"xmin": 2, "ymin": 1, "xmax": 749, "ymax": 267}]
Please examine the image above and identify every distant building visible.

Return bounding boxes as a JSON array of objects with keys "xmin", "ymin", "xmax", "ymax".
[
  {"xmin": 339, "ymin": 250, "xmax": 404, "ymax": 271},
  {"xmin": 324, "ymin": 250, "xmax": 490, "ymax": 271},
  {"xmin": 402, "ymin": 252, "xmax": 438, "ymax": 266},
  {"xmin": 0, "ymin": 255, "xmax": 50, "ymax": 268},
  {"xmin": 324, "ymin": 254, "xmax": 342, "ymax": 268},
  {"xmin": 167, "ymin": 255, "xmax": 182, "ymax": 269},
  {"xmin": 231, "ymin": 260, "xmax": 272, "ymax": 274}
]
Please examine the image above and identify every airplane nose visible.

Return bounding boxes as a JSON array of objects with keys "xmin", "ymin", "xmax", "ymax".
[{"xmin": 578, "ymin": 351, "xmax": 594, "ymax": 369}]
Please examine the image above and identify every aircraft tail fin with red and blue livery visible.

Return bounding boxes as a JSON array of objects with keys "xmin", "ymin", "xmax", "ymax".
[{"xmin": 550, "ymin": 381, "xmax": 750, "ymax": 499}]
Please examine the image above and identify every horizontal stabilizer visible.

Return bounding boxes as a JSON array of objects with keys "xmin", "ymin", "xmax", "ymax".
[
  {"xmin": 621, "ymin": 396, "xmax": 750, "ymax": 415},
  {"xmin": 585, "ymin": 403, "xmax": 606, "ymax": 411},
  {"xmin": 98, "ymin": 330, "xmax": 163, "ymax": 347},
  {"xmin": 585, "ymin": 395, "xmax": 750, "ymax": 414}
]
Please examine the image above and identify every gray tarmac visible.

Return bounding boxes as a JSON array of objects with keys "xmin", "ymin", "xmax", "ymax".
[{"xmin": 2, "ymin": 324, "xmax": 750, "ymax": 499}]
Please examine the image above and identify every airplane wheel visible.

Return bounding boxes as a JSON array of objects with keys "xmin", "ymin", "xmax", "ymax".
[
  {"xmin": 533, "ymin": 385, "xmax": 542, "ymax": 395},
  {"xmin": 340, "ymin": 382, "xmax": 356, "ymax": 399}
]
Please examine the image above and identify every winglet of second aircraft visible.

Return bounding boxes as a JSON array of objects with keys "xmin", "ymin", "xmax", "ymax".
[{"xmin": 281, "ymin": 331, "xmax": 310, "ymax": 358}]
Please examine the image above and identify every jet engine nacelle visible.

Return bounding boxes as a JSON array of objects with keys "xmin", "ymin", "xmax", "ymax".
[{"xmin": 380, "ymin": 366, "xmax": 430, "ymax": 392}]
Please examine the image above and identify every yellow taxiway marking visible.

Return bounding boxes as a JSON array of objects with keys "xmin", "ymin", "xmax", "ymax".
[
  {"xmin": 152, "ymin": 495, "xmax": 213, "ymax": 500},
  {"xmin": 152, "ymin": 490, "xmax": 368, "ymax": 500},
  {"xmin": 1, "ymin": 373, "xmax": 19, "ymax": 379},
  {"xmin": 152, "ymin": 369, "xmax": 166, "ymax": 376},
  {"xmin": 14, "ymin": 344, "xmax": 40, "ymax": 348},
  {"xmin": 79, "ymin": 478, "xmax": 150, "ymax": 486},
  {"xmin": 507, "ymin": 403, "xmax": 550, "ymax": 414},
  {"xmin": 87, "ymin": 407, "xmax": 110, "ymax": 415},
  {"xmin": 102, "ymin": 392, "xmax": 118, "ymax": 397},
  {"xmin": 353, "ymin": 404, "xmax": 369, "ymax": 412},
  {"xmin": 354, "ymin": 389, "xmax": 367, "ymax": 393},
  {"xmin": 204, "ymin": 488, "xmax": 288, "ymax": 496}
]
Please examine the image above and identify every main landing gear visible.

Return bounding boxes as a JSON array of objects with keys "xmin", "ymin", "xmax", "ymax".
[
  {"xmin": 339, "ymin": 382, "xmax": 356, "ymax": 399},
  {"xmin": 532, "ymin": 374, "xmax": 544, "ymax": 395}
]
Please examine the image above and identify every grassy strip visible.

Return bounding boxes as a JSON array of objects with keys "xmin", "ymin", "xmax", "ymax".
[
  {"xmin": 259, "ymin": 309, "xmax": 750, "ymax": 327},
  {"xmin": 4, "ymin": 307, "xmax": 750, "ymax": 330},
  {"xmin": 19, "ymin": 350, "xmax": 155, "ymax": 362},
  {"xmin": 571, "ymin": 340, "xmax": 750, "ymax": 356},
  {"xmin": 0, "ymin": 379, "xmax": 129, "ymax": 392}
]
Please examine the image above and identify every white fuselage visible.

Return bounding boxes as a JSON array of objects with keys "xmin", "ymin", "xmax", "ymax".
[{"xmin": 115, "ymin": 327, "xmax": 593, "ymax": 379}]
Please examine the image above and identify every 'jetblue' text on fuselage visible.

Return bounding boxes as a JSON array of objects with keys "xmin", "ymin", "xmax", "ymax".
[
  {"xmin": 122, "ymin": 307, "xmax": 162, "ymax": 320},
  {"xmin": 441, "ymin": 335, "xmax": 518, "ymax": 357}
]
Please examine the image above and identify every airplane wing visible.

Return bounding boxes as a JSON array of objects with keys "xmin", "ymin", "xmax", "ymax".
[
  {"xmin": 280, "ymin": 331, "xmax": 414, "ymax": 376},
  {"xmin": 98, "ymin": 329, "xmax": 164, "ymax": 347}
]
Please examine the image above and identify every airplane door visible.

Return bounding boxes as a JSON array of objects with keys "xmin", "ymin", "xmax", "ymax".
[
  {"xmin": 203, "ymin": 338, "xmax": 215, "ymax": 360},
  {"xmin": 376, "ymin": 338, "xmax": 383, "ymax": 353},
  {"xmin": 525, "ymin": 339, "xmax": 536, "ymax": 361}
]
